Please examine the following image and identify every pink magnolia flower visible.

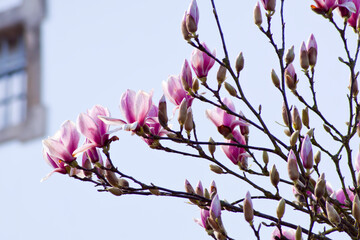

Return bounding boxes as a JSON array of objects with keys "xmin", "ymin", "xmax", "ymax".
[
  {"xmin": 271, "ymin": 227, "xmax": 296, "ymax": 240},
  {"xmin": 195, "ymin": 208, "xmax": 211, "ymax": 230},
  {"xmin": 180, "ymin": 59, "xmax": 193, "ymax": 91},
  {"xmin": 100, "ymin": 89, "xmax": 153, "ymax": 131},
  {"xmin": 162, "ymin": 75, "xmax": 193, "ymax": 107},
  {"xmin": 347, "ymin": 0, "xmax": 360, "ymax": 28},
  {"xmin": 301, "ymin": 135, "xmax": 313, "ymax": 170},
  {"xmin": 42, "ymin": 120, "xmax": 80, "ymax": 180},
  {"xmin": 221, "ymin": 130, "xmax": 248, "ymax": 168},
  {"xmin": 77, "ymin": 105, "xmax": 110, "ymax": 149},
  {"xmin": 311, "ymin": 0, "xmax": 356, "ymax": 15},
  {"xmin": 206, "ymin": 98, "xmax": 248, "ymax": 136},
  {"xmin": 191, "ymin": 42, "xmax": 216, "ymax": 78},
  {"xmin": 335, "ymin": 188, "xmax": 355, "ymax": 205},
  {"xmin": 43, "ymin": 120, "xmax": 79, "ymax": 164},
  {"xmin": 338, "ymin": 0, "xmax": 357, "ymax": 17},
  {"xmin": 210, "ymin": 194, "xmax": 221, "ymax": 220}
]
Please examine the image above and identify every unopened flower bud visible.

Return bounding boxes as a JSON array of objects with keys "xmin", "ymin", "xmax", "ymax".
[
  {"xmin": 315, "ymin": 173, "xmax": 326, "ymax": 199},
  {"xmin": 306, "ymin": 128, "xmax": 314, "ymax": 138},
  {"xmin": 270, "ymin": 164, "xmax": 280, "ymax": 188},
  {"xmin": 192, "ymin": 78, "xmax": 199, "ymax": 92},
  {"xmin": 224, "ymin": 82, "xmax": 237, "ymax": 96},
  {"xmin": 323, "ymin": 124, "xmax": 331, "ymax": 133},
  {"xmin": 284, "ymin": 129, "xmax": 291, "ymax": 136},
  {"xmin": 292, "ymin": 106, "xmax": 302, "ymax": 131},
  {"xmin": 353, "ymin": 194, "xmax": 360, "ymax": 223},
  {"xmin": 282, "ymin": 102, "xmax": 289, "ymax": 127},
  {"xmin": 314, "ymin": 150, "xmax": 321, "ymax": 165},
  {"xmin": 178, "ymin": 99, "xmax": 188, "ymax": 126},
  {"xmin": 299, "ymin": 42, "xmax": 309, "ymax": 70},
  {"xmin": 217, "ymin": 65, "xmax": 227, "ymax": 85},
  {"xmin": 108, "ymin": 187, "xmax": 122, "ymax": 196},
  {"xmin": 254, "ymin": 2, "xmax": 262, "ymax": 27},
  {"xmin": 307, "ymin": 34, "xmax": 317, "ymax": 67},
  {"xmin": 302, "ymin": 107, "xmax": 309, "ymax": 129},
  {"xmin": 105, "ymin": 169, "xmax": 120, "ymax": 188},
  {"xmin": 210, "ymin": 180, "xmax": 217, "ymax": 195},
  {"xmin": 118, "ymin": 178, "xmax": 129, "ymax": 188},
  {"xmin": 349, "ymin": 76, "xmax": 359, "ymax": 97},
  {"xmin": 158, "ymin": 95, "xmax": 168, "ymax": 127},
  {"xmin": 180, "ymin": 59, "xmax": 193, "ymax": 91},
  {"xmin": 295, "ymin": 226, "xmax": 302, "ymax": 240},
  {"xmin": 184, "ymin": 108, "xmax": 194, "ymax": 133},
  {"xmin": 285, "ymin": 64, "xmax": 297, "ymax": 90},
  {"xmin": 263, "ymin": 151, "xmax": 269, "ymax": 165},
  {"xmin": 290, "ymin": 130, "xmax": 299, "ymax": 147},
  {"xmin": 326, "ymin": 201, "xmax": 341, "ymax": 226},
  {"xmin": 244, "ymin": 191, "xmax": 254, "ymax": 224},
  {"xmin": 149, "ymin": 188, "xmax": 160, "ymax": 195},
  {"xmin": 271, "ymin": 69, "xmax": 280, "ymax": 88},
  {"xmin": 235, "ymin": 52, "xmax": 245, "ymax": 74},
  {"xmin": 285, "ymin": 45, "xmax": 295, "ymax": 64},
  {"xmin": 276, "ymin": 198, "xmax": 285, "ymax": 219},
  {"xmin": 301, "ymin": 135, "xmax": 313, "ymax": 170},
  {"xmin": 208, "ymin": 137, "xmax": 216, "ymax": 155},
  {"xmin": 210, "ymin": 164, "xmax": 224, "ymax": 174},
  {"xmin": 287, "ymin": 150, "xmax": 299, "ymax": 182},
  {"xmin": 264, "ymin": 0, "xmax": 276, "ymax": 11},
  {"xmin": 181, "ymin": 13, "xmax": 191, "ymax": 41},
  {"xmin": 186, "ymin": 0, "xmax": 199, "ymax": 33},
  {"xmin": 195, "ymin": 181, "xmax": 204, "ymax": 196},
  {"xmin": 185, "ymin": 179, "xmax": 195, "ymax": 194}
]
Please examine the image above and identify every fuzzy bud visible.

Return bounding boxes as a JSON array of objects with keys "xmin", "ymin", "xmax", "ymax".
[
  {"xmin": 224, "ymin": 82, "xmax": 237, "ymax": 96},
  {"xmin": 158, "ymin": 95, "xmax": 168, "ymax": 127},
  {"xmin": 271, "ymin": 69, "xmax": 280, "ymax": 88},
  {"xmin": 217, "ymin": 65, "xmax": 227, "ymax": 85},
  {"xmin": 178, "ymin": 99, "xmax": 188, "ymax": 126},
  {"xmin": 185, "ymin": 179, "xmax": 195, "ymax": 194},
  {"xmin": 302, "ymin": 107, "xmax": 309, "ymax": 129},
  {"xmin": 118, "ymin": 178, "xmax": 129, "ymax": 188},
  {"xmin": 235, "ymin": 52, "xmax": 245, "ymax": 74},
  {"xmin": 276, "ymin": 198, "xmax": 286, "ymax": 219},
  {"xmin": 108, "ymin": 187, "xmax": 122, "ymax": 196},
  {"xmin": 243, "ymin": 191, "xmax": 254, "ymax": 224},
  {"xmin": 295, "ymin": 226, "xmax": 302, "ymax": 240},
  {"xmin": 285, "ymin": 45, "xmax": 295, "ymax": 64},
  {"xmin": 326, "ymin": 201, "xmax": 341, "ymax": 226},
  {"xmin": 301, "ymin": 134, "xmax": 313, "ymax": 170},
  {"xmin": 307, "ymin": 34, "xmax": 317, "ymax": 67},
  {"xmin": 270, "ymin": 164, "xmax": 280, "ymax": 188},
  {"xmin": 290, "ymin": 130, "xmax": 299, "ymax": 147},
  {"xmin": 292, "ymin": 106, "xmax": 302, "ymax": 131},
  {"xmin": 314, "ymin": 173, "xmax": 326, "ymax": 199},
  {"xmin": 285, "ymin": 64, "xmax": 297, "ymax": 90},
  {"xmin": 299, "ymin": 42, "xmax": 309, "ymax": 70},
  {"xmin": 181, "ymin": 13, "xmax": 191, "ymax": 41},
  {"xmin": 314, "ymin": 150, "xmax": 321, "ymax": 165},
  {"xmin": 184, "ymin": 107, "xmax": 194, "ymax": 133},
  {"xmin": 195, "ymin": 181, "xmax": 204, "ymax": 197},
  {"xmin": 287, "ymin": 150, "xmax": 299, "ymax": 182},
  {"xmin": 349, "ymin": 76, "xmax": 359, "ymax": 97},
  {"xmin": 208, "ymin": 137, "xmax": 216, "ymax": 156},
  {"xmin": 282, "ymin": 102, "xmax": 289, "ymax": 127},
  {"xmin": 254, "ymin": 2, "xmax": 262, "ymax": 26},
  {"xmin": 284, "ymin": 129, "xmax": 291, "ymax": 137},
  {"xmin": 210, "ymin": 164, "xmax": 224, "ymax": 174},
  {"xmin": 192, "ymin": 78, "xmax": 199, "ymax": 92},
  {"xmin": 263, "ymin": 151, "xmax": 269, "ymax": 165},
  {"xmin": 353, "ymin": 194, "xmax": 360, "ymax": 223}
]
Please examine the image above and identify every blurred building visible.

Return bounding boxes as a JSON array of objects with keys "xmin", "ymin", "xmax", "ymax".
[{"xmin": 0, "ymin": 0, "xmax": 46, "ymax": 143}]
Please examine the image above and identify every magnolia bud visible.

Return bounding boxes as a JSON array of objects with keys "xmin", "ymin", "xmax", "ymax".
[
  {"xmin": 299, "ymin": 42, "xmax": 309, "ymax": 70},
  {"xmin": 192, "ymin": 78, "xmax": 199, "ymax": 92},
  {"xmin": 178, "ymin": 99, "xmax": 187, "ymax": 126},
  {"xmin": 270, "ymin": 164, "xmax": 280, "ymax": 188},
  {"xmin": 208, "ymin": 137, "xmax": 216, "ymax": 155},
  {"xmin": 118, "ymin": 178, "xmax": 129, "ymax": 188},
  {"xmin": 181, "ymin": 13, "xmax": 191, "ymax": 41},
  {"xmin": 271, "ymin": 69, "xmax": 280, "ymax": 88},
  {"xmin": 314, "ymin": 173, "xmax": 326, "ymax": 199},
  {"xmin": 184, "ymin": 108, "xmax": 194, "ymax": 133},
  {"xmin": 105, "ymin": 170, "xmax": 120, "ymax": 188},
  {"xmin": 290, "ymin": 130, "xmax": 299, "ymax": 147},
  {"xmin": 314, "ymin": 150, "xmax": 321, "ymax": 165},
  {"xmin": 353, "ymin": 194, "xmax": 360, "ymax": 223},
  {"xmin": 306, "ymin": 128, "xmax": 314, "ymax": 138},
  {"xmin": 254, "ymin": 2, "xmax": 262, "ymax": 27},
  {"xmin": 149, "ymin": 188, "xmax": 161, "ymax": 195},
  {"xmin": 108, "ymin": 187, "xmax": 122, "ymax": 196},
  {"xmin": 301, "ymin": 135, "xmax": 313, "ymax": 170},
  {"xmin": 285, "ymin": 64, "xmax": 297, "ymax": 90},
  {"xmin": 266, "ymin": 0, "xmax": 276, "ymax": 11},
  {"xmin": 326, "ymin": 201, "xmax": 341, "ymax": 226},
  {"xmin": 307, "ymin": 34, "xmax": 317, "ymax": 67},
  {"xmin": 349, "ymin": 76, "xmax": 359, "ymax": 97},
  {"xmin": 287, "ymin": 150, "xmax": 299, "ymax": 182},
  {"xmin": 158, "ymin": 95, "xmax": 168, "ymax": 127},
  {"xmin": 282, "ymin": 102, "xmax": 289, "ymax": 127},
  {"xmin": 185, "ymin": 179, "xmax": 195, "ymax": 194},
  {"xmin": 195, "ymin": 181, "xmax": 204, "ymax": 197},
  {"xmin": 186, "ymin": 14, "xmax": 197, "ymax": 34},
  {"xmin": 292, "ymin": 106, "xmax": 302, "ymax": 131},
  {"xmin": 224, "ymin": 82, "xmax": 237, "ymax": 96},
  {"xmin": 295, "ymin": 226, "xmax": 302, "ymax": 240},
  {"xmin": 235, "ymin": 52, "xmax": 245, "ymax": 74},
  {"xmin": 284, "ymin": 129, "xmax": 291, "ymax": 137},
  {"xmin": 285, "ymin": 45, "xmax": 295, "ymax": 64},
  {"xmin": 276, "ymin": 198, "xmax": 286, "ymax": 219},
  {"xmin": 244, "ymin": 191, "xmax": 254, "ymax": 224},
  {"xmin": 217, "ymin": 65, "xmax": 227, "ymax": 85},
  {"xmin": 210, "ymin": 180, "xmax": 217, "ymax": 195},
  {"xmin": 263, "ymin": 151, "xmax": 269, "ymax": 165},
  {"xmin": 302, "ymin": 107, "xmax": 309, "ymax": 129},
  {"xmin": 210, "ymin": 164, "xmax": 224, "ymax": 174}
]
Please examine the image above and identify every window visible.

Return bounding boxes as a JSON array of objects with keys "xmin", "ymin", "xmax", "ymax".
[{"xmin": 0, "ymin": 0, "xmax": 46, "ymax": 143}]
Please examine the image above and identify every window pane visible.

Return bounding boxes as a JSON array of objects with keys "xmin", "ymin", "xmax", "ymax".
[
  {"xmin": 10, "ymin": 71, "xmax": 25, "ymax": 96},
  {"xmin": 9, "ymin": 97, "xmax": 25, "ymax": 126}
]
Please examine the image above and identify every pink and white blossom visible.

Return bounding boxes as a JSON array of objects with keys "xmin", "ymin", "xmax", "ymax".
[
  {"xmin": 221, "ymin": 130, "xmax": 248, "ymax": 168},
  {"xmin": 191, "ymin": 42, "xmax": 216, "ymax": 78}
]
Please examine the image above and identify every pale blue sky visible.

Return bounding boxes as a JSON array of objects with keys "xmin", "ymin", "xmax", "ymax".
[{"xmin": 0, "ymin": 1, "xmax": 358, "ymax": 239}]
